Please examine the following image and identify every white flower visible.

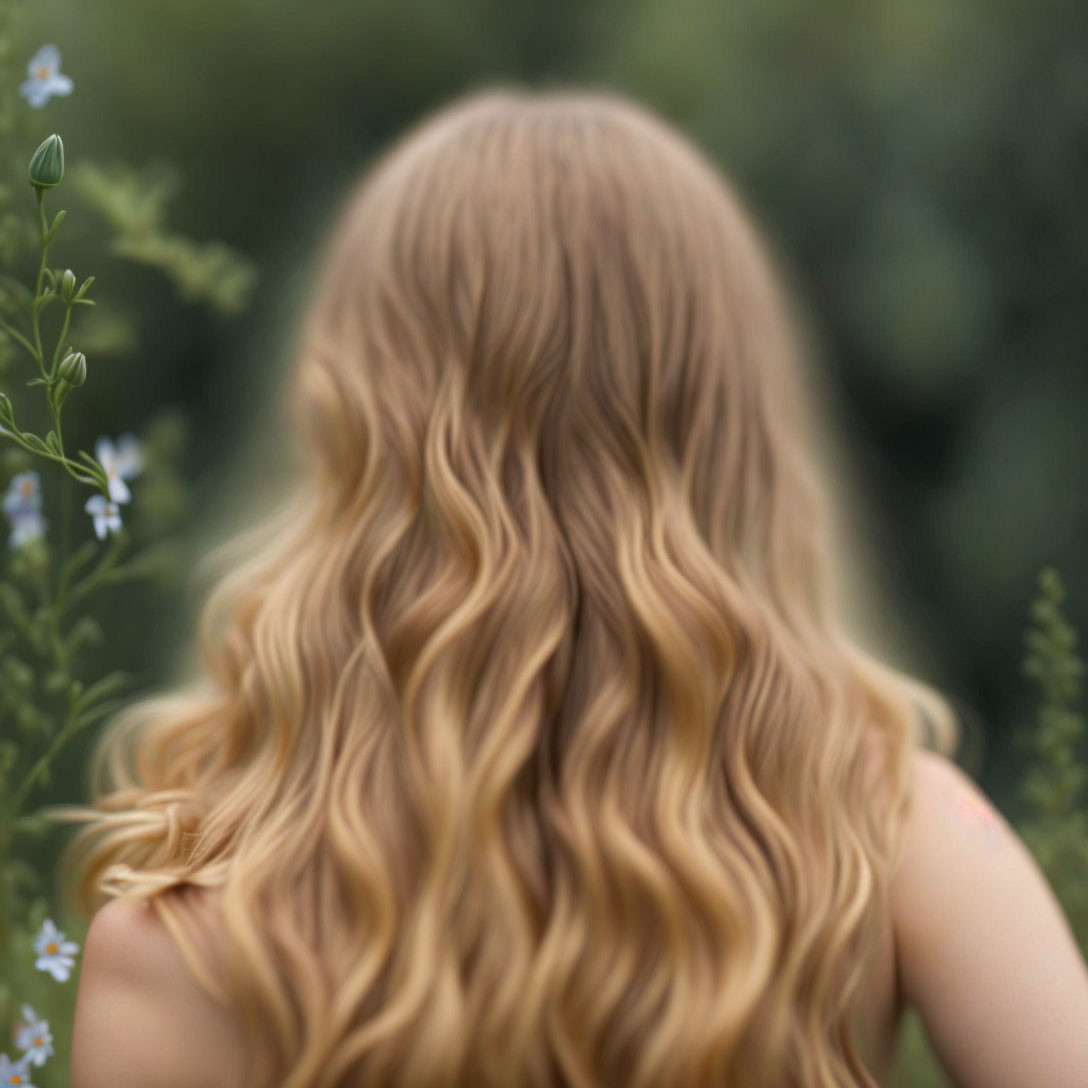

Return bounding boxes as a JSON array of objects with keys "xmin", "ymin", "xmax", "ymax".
[
  {"xmin": 8, "ymin": 510, "xmax": 47, "ymax": 549},
  {"xmin": 2, "ymin": 473, "xmax": 42, "ymax": 518},
  {"xmin": 96, "ymin": 433, "xmax": 143, "ymax": 505},
  {"xmin": 0, "ymin": 1052, "xmax": 36, "ymax": 1087},
  {"xmin": 18, "ymin": 45, "xmax": 74, "ymax": 109},
  {"xmin": 4, "ymin": 473, "xmax": 47, "ymax": 549},
  {"xmin": 84, "ymin": 493, "xmax": 122, "ymax": 540},
  {"xmin": 32, "ymin": 918, "xmax": 80, "ymax": 982},
  {"xmin": 13, "ymin": 1007, "xmax": 52, "ymax": 1069}
]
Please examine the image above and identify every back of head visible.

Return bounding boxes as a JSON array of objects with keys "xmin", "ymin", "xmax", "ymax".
[{"xmin": 56, "ymin": 84, "xmax": 960, "ymax": 1088}]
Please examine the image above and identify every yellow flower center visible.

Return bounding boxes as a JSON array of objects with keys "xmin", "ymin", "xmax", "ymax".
[
  {"xmin": 12, "ymin": 1075, "xmax": 23, "ymax": 1085},
  {"xmin": 34, "ymin": 1036, "xmax": 43, "ymax": 1046},
  {"xmin": 19, "ymin": 479, "xmax": 32, "ymax": 497},
  {"xmin": 35, "ymin": 65, "xmax": 50, "ymax": 79},
  {"xmin": 46, "ymin": 940, "xmax": 58, "ymax": 954},
  {"xmin": 107, "ymin": 466, "xmax": 117, "ymax": 477}
]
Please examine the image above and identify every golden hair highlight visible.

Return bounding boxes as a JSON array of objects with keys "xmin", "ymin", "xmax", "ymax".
[{"xmin": 49, "ymin": 84, "xmax": 960, "ymax": 1087}]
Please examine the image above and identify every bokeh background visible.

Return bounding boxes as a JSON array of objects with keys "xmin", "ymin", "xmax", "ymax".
[{"xmin": 9, "ymin": 1, "xmax": 1088, "ymax": 1083}]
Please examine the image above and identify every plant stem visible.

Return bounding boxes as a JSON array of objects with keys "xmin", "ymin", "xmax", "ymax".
[
  {"xmin": 5, "ymin": 697, "xmax": 78, "ymax": 822},
  {"xmin": 65, "ymin": 534, "xmax": 127, "ymax": 607},
  {"xmin": 0, "ymin": 319, "xmax": 37, "ymax": 360},
  {"xmin": 31, "ymin": 187, "xmax": 49, "ymax": 377},
  {"xmin": 50, "ymin": 300, "xmax": 73, "ymax": 381}
]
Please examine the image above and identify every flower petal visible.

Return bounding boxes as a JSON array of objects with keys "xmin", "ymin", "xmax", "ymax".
[
  {"xmin": 27, "ymin": 44, "xmax": 60, "ymax": 76},
  {"xmin": 95, "ymin": 436, "xmax": 115, "ymax": 469},
  {"xmin": 43, "ymin": 73, "xmax": 73, "ymax": 98},
  {"xmin": 107, "ymin": 475, "xmax": 131, "ymax": 504},
  {"xmin": 114, "ymin": 433, "xmax": 144, "ymax": 477},
  {"xmin": 19, "ymin": 81, "xmax": 53, "ymax": 108}
]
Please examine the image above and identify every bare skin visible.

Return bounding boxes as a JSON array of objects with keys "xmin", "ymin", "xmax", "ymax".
[
  {"xmin": 885, "ymin": 747, "xmax": 1088, "ymax": 1086},
  {"xmin": 70, "ymin": 748, "xmax": 1088, "ymax": 1087}
]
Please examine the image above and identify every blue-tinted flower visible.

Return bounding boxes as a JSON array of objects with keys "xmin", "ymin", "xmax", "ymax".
[
  {"xmin": 3, "ymin": 473, "xmax": 42, "ymax": 519},
  {"xmin": 3, "ymin": 473, "xmax": 47, "ymax": 549},
  {"xmin": 19, "ymin": 45, "xmax": 73, "ymax": 109},
  {"xmin": 0, "ymin": 1051, "xmax": 36, "ymax": 1087},
  {"xmin": 8, "ymin": 511, "xmax": 47, "ymax": 549},
  {"xmin": 96, "ymin": 433, "xmax": 143, "ymax": 505},
  {"xmin": 84, "ymin": 493, "xmax": 122, "ymax": 540},
  {"xmin": 32, "ymin": 919, "xmax": 79, "ymax": 983},
  {"xmin": 13, "ymin": 1007, "xmax": 52, "ymax": 1069}
]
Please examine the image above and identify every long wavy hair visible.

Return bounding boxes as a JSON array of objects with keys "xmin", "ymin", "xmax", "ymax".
[{"xmin": 51, "ymin": 85, "xmax": 961, "ymax": 1087}]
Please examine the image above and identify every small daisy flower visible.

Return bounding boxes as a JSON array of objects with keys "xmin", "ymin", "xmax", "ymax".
[
  {"xmin": 33, "ymin": 918, "xmax": 80, "ymax": 982},
  {"xmin": 96, "ymin": 433, "xmax": 143, "ymax": 505},
  {"xmin": 8, "ymin": 510, "xmax": 47, "ymax": 549},
  {"xmin": 13, "ymin": 1007, "xmax": 52, "ymax": 1069},
  {"xmin": 84, "ymin": 493, "xmax": 122, "ymax": 540},
  {"xmin": 0, "ymin": 1052, "xmax": 35, "ymax": 1088},
  {"xmin": 18, "ymin": 45, "xmax": 74, "ymax": 109},
  {"xmin": 2, "ymin": 473, "xmax": 42, "ymax": 519}
]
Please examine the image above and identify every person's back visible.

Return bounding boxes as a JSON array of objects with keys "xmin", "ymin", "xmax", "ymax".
[{"xmin": 55, "ymin": 86, "xmax": 1088, "ymax": 1087}]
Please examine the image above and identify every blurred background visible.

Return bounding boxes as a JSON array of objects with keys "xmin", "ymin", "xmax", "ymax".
[{"xmin": 9, "ymin": 0, "xmax": 1088, "ymax": 1083}]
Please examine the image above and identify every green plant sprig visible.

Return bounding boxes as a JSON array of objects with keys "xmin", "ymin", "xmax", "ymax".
[{"xmin": 0, "ymin": 134, "xmax": 110, "ymax": 499}]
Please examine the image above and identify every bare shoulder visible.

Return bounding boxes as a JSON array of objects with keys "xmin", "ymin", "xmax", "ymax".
[
  {"xmin": 890, "ymin": 747, "xmax": 1088, "ymax": 1088},
  {"xmin": 71, "ymin": 891, "xmax": 246, "ymax": 1088}
]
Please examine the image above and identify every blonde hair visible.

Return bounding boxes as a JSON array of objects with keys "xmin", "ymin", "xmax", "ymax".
[{"xmin": 51, "ymin": 85, "xmax": 961, "ymax": 1087}]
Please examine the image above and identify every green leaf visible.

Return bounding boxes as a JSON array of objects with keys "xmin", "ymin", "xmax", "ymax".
[
  {"xmin": 66, "ymin": 614, "xmax": 104, "ymax": 652},
  {"xmin": 44, "ymin": 209, "xmax": 67, "ymax": 241},
  {"xmin": 20, "ymin": 433, "xmax": 48, "ymax": 453},
  {"xmin": 0, "ymin": 582, "xmax": 28, "ymax": 624},
  {"xmin": 74, "ymin": 669, "xmax": 132, "ymax": 712},
  {"xmin": 44, "ymin": 668, "xmax": 70, "ymax": 695},
  {"xmin": 73, "ymin": 697, "xmax": 127, "ymax": 731}
]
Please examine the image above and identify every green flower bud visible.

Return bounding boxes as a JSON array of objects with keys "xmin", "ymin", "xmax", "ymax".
[
  {"xmin": 58, "ymin": 350, "xmax": 86, "ymax": 385},
  {"xmin": 60, "ymin": 268, "xmax": 76, "ymax": 301},
  {"xmin": 28, "ymin": 134, "xmax": 64, "ymax": 189}
]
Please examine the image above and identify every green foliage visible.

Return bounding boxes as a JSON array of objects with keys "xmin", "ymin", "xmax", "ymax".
[
  {"xmin": 890, "ymin": 567, "xmax": 1088, "ymax": 1086},
  {"xmin": 71, "ymin": 160, "xmax": 256, "ymax": 315},
  {"xmin": 0, "ymin": 2, "xmax": 253, "ymax": 1080},
  {"xmin": 1014, "ymin": 567, "xmax": 1088, "ymax": 942}
]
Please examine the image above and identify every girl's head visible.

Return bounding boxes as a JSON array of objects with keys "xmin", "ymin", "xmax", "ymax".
[{"xmin": 56, "ymin": 85, "xmax": 959, "ymax": 1088}]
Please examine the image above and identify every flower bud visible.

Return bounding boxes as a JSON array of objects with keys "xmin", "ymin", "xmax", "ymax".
[
  {"xmin": 58, "ymin": 350, "xmax": 86, "ymax": 386},
  {"xmin": 28, "ymin": 134, "xmax": 64, "ymax": 189},
  {"xmin": 60, "ymin": 269, "xmax": 76, "ymax": 301}
]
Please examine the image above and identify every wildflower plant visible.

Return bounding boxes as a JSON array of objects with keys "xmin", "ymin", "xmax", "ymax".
[
  {"xmin": 0, "ymin": 7, "xmax": 254, "ymax": 1084},
  {"xmin": 1012, "ymin": 567, "xmax": 1088, "ymax": 944}
]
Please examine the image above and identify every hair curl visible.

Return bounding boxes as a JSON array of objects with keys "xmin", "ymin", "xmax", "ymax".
[{"xmin": 50, "ymin": 85, "xmax": 961, "ymax": 1087}]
